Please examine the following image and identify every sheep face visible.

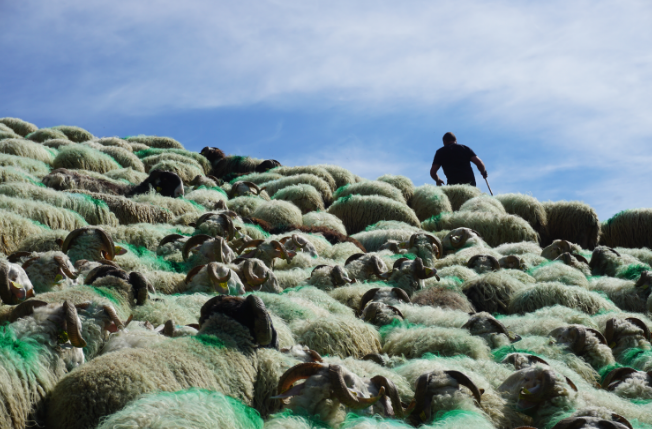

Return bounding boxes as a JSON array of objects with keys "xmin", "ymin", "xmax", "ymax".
[
  {"xmin": 183, "ymin": 235, "xmax": 235, "ymax": 267},
  {"xmin": 308, "ymin": 265, "xmax": 354, "ymax": 291},
  {"xmin": 551, "ymin": 416, "xmax": 632, "ymax": 429},
  {"xmin": 498, "ymin": 366, "xmax": 570, "ymax": 412},
  {"xmin": 361, "ymin": 302, "xmax": 404, "ymax": 326},
  {"xmin": 388, "ymin": 257, "xmax": 439, "ymax": 296},
  {"xmin": 133, "ymin": 170, "xmax": 184, "ymax": 198},
  {"xmin": 238, "ymin": 239, "xmax": 295, "ymax": 268},
  {"xmin": 185, "ymin": 262, "xmax": 245, "ymax": 295},
  {"xmin": 601, "ymin": 367, "xmax": 652, "ymax": 400},
  {"xmin": 344, "ymin": 254, "xmax": 389, "ymax": 282},
  {"xmin": 541, "ymin": 240, "xmax": 574, "ymax": 260},
  {"xmin": 604, "ymin": 317, "xmax": 651, "ymax": 353},
  {"xmin": 279, "ymin": 234, "xmax": 318, "ymax": 258},
  {"xmin": 0, "ymin": 260, "xmax": 34, "ymax": 304},
  {"xmin": 499, "ymin": 255, "xmax": 526, "ymax": 270},
  {"xmin": 194, "ymin": 212, "xmax": 238, "ymax": 239},
  {"xmin": 22, "ymin": 251, "xmax": 79, "ymax": 292},
  {"xmin": 234, "ymin": 258, "xmax": 281, "ymax": 293},
  {"xmin": 230, "ymin": 181, "xmax": 261, "ymax": 198},
  {"xmin": 467, "ymin": 255, "xmax": 500, "ymax": 274},
  {"xmin": 442, "ymin": 228, "xmax": 482, "ymax": 252},
  {"xmin": 405, "ymin": 233, "xmax": 443, "ymax": 267},
  {"xmin": 462, "ymin": 312, "xmax": 520, "ymax": 347},
  {"xmin": 61, "ymin": 227, "xmax": 121, "ymax": 264},
  {"xmin": 409, "ymin": 370, "xmax": 483, "ymax": 426}
]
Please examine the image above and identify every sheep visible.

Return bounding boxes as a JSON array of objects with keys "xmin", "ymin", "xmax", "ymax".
[
  {"xmin": 589, "ymin": 275, "xmax": 652, "ymax": 314},
  {"xmin": 438, "ymin": 184, "xmax": 482, "ymax": 211},
  {"xmin": 0, "ymin": 117, "xmax": 38, "ymax": 136},
  {"xmin": 462, "ymin": 271, "xmax": 529, "ymax": 314},
  {"xmin": 26, "ymin": 128, "xmax": 69, "ymax": 142},
  {"xmin": 50, "ymin": 125, "xmax": 94, "ymax": 142},
  {"xmin": 313, "ymin": 164, "xmax": 357, "ymax": 189},
  {"xmin": 210, "ymin": 155, "xmax": 266, "ymax": 179},
  {"xmin": 185, "ymin": 186, "xmax": 229, "ymax": 210},
  {"xmin": 552, "ymin": 415, "xmax": 634, "ymax": 429},
  {"xmin": 20, "ymin": 251, "xmax": 80, "ymax": 293},
  {"xmin": 85, "ymin": 143, "xmax": 145, "ymax": 172},
  {"xmin": 409, "ymin": 184, "xmax": 453, "ymax": 222},
  {"xmin": 41, "ymin": 138, "xmax": 74, "ymax": 149},
  {"xmin": 141, "ymin": 152, "xmax": 205, "ymax": 174},
  {"xmin": 46, "ymin": 294, "xmax": 280, "ymax": 429},
  {"xmin": 344, "ymin": 253, "xmax": 390, "ymax": 282},
  {"xmin": 602, "ymin": 316, "xmax": 652, "ymax": 370},
  {"xmin": 131, "ymin": 192, "xmax": 204, "ymax": 217},
  {"xmin": 386, "ymin": 257, "xmax": 440, "ymax": 296},
  {"xmin": 376, "ymin": 174, "xmax": 414, "ymax": 203},
  {"xmin": 0, "ymin": 138, "xmax": 56, "ymax": 164},
  {"xmin": 182, "ymin": 235, "xmax": 236, "ymax": 268},
  {"xmin": 129, "ymin": 142, "xmax": 150, "ymax": 151},
  {"xmin": 126, "ymin": 135, "xmax": 185, "ymax": 149},
  {"xmin": 459, "ymin": 194, "xmax": 507, "ymax": 215},
  {"xmin": 93, "ymin": 136, "xmax": 133, "ymax": 151},
  {"xmin": 411, "ymin": 286, "xmax": 476, "ymax": 312},
  {"xmin": 273, "ymin": 166, "xmax": 337, "ymax": 191},
  {"xmin": 328, "ymin": 194, "xmax": 420, "ymax": 235},
  {"xmin": 0, "ymin": 301, "xmax": 91, "ymax": 429},
  {"xmin": 601, "ymin": 367, "xmax": 652, "ymax": 401},
  {"xmin": 94, "ymin": 388, "xmax": 265, "ymax": 429},
  {"xmin": 543, "ymin": 200, "xmax": 600, "ymax": 249},
  {"xmin": 549, "ymin": 324, "xmax": 615, "ymax": 370},
  {"xmin": 0, "ymin": 166, "xmax": 42, "ymax": 185},
  {"xmin": 263, "ymin": 173, "xmax": 333, "ymax": 206},
  {"xmin": 308, "ymin": 265, "xmax": 355, "ymax": 291},
  {"xmin": 230, "ymin": 258, "xmax": 282, "ymax": 293},
  {"xmin": 147, "ymin": 159, "xmax": 205, "ymax": 184},
  {"xmin": 273, "ymin": 184, "xmax": 325, "ymax": 214},
  {"xmin": 600, "ymin": 208, "xmax": 652, "ymax": 250},
  {"xmin": 52, "ymin": 144, "xmax": 121, "ymax": 173},
  {"xmin": 302, "ymin": 211, "xmax": 347, "ymax": 236},
  {"xmin": 0, "ymin": 182, "xmax": 119, "ymax": 226},
  {"xmin": 0, "ymin": 259, "xmax": 35, "ymax": 305},
  {"xmin": 589, "ymin": 246, "xmax": 650, "ymax": 280},
  {"xmin": 466, "ymin": 254, "xmax": 501, "ymax": 274},
  {"xmin": 334, "ymin": 181, "xmax": 407, "ymax": 205},
  {"xmin": 192, "ymin": 211, "xmax": 239, "ymax": 238},
  {"xmin": 137, "ymin": 147, "xmax": 212, "ymax": 174},
  {"xmin": 0, "ymin": 194, "xmax": 87, "ymax": 230},
  {"xmin": 235, "ymin": 171, "xmax": 285, "ymax": 186},
  {"xmin": 58, "ymin": 227, "xmax": 120, "ymax": 264},
  {"xmin": 422, "ymin": 211, "xmax": 538, "ymax": 247},
  {"xmin": 68, "ymin": 190, "xmax": 174, "ymax": 224},
  {"xmin": 0, "ymin": 127, "xmax": 20, "ymax": 140},
  {"xmin": 530, "ymin": 261, "xmax": 590, "ymax": 288},
  {"xmin": 0, "ymin": 153, "xmax": 51, "ymax": 177},
  {"xmin": 496, "ymin": 193, "xmax": 549, "ymax": 243},
  {"xmin": 183, "ymin": 262, "xmax": 245, "ymax": 295},
  {"xmin": 251, "ymin": 200, "xmax": 304, "ymax": 230},
  {"xmin": 228, "ymin": 195, "xmax": 267, "ymax": 217},
  {"xmin": 508, "ymin": 282, "xmax": 618, "ymax": 315},
  {"xmin": 461, "ymin": 312, "xmax": 521, "ymax": 348},
  {"xmin": 0, "ymin": 209, "xmax": 48, "ymax": 254}
]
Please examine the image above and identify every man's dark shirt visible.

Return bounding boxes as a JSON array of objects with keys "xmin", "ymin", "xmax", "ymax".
[{"xmin": 433, "ymin": 143, "xmax": 477, "ymax": 186}]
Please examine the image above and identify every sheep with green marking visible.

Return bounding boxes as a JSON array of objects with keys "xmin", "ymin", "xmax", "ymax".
[
  {"xmin": 0, "ymin": 138, "xmax": 56, "ymax": 165},
  {"xmin": 53, "ymin": 144, "xmax": 121, "ymax": 173},
  {"xmin": 334, "ymin": 181, "xmax": 407, "ymax": 205},
  {"xmin": 263, "ymin": 173, "xmax": 333, "ymax": 206},
  {"xmin": 273, "ymin": 184, "xmax": 325, "ymax": 213},
  {"xmin": 496, "ymin": 192, "xmax": 549, "ymax": 243},
  {"xmin": 409, "ymin": 184, "xmax": 453, "ymax": 222},
  {"xmin": 251, "ymin": 200, "xmax": 304, "ymax": 230},
  {"xmin": 589, "ymin": 245, "xmax": 650, "ymax": 280},
  {"xmin": 588, "ymin": 273, "xmax": 652, "ymax": 313},
  {"xmin": 0, "ymin": 194, "xmax": 88, "ymax": 230},
  {"xmin": 459, "ymin": 194, "xmax": 507, "ymax": 215},
  {"xmin": 69, "ymin": 190, "xmax": 174, "ymax": 224},
  {"xmin": 0, "ymin": 166, "xmax": 43, "ymax": 185},
  {"xmin": 273, "ymin": 165, "xmax": 337, "ymax": 191},
  {"xmin": 328, "ymin": 194, "xmax": 420, "ymax": 235}
]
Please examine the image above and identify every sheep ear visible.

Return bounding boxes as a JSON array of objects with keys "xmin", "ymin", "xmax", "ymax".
[
  {"xmin": 114, "ymin": 246, "xmax": 128, "ymax": 256},
  {"xmin": 55, "ymin": 238, "xmax": 64, "ymax": 248}
]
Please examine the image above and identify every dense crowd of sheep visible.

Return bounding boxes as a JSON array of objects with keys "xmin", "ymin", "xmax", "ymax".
[{"xmin": 1, "ymin": 116, "xmax": 652, "ymax": 429}]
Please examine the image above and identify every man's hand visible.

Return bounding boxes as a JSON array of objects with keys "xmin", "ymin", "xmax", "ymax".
[
  {"xmin": 481, "ymin": 170, "xmax": 488, "ymax": 179},
  {"xmin": 435, "ymin": 178, "xmax": 445, "ymax": 186}
]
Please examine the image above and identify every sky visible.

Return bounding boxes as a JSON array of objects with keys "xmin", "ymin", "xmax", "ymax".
[{"xmin": 1, "ymin": 0, "xmax": 651, "ymax": 220}]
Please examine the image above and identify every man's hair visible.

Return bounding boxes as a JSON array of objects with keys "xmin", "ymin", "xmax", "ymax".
[{"xmin": 443, "ymin": 132, "xmax": 457, "ymax": 144}]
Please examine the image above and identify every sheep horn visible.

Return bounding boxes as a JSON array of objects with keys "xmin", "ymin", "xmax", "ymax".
[
  {"xmin": 62, "ymin": 227, "xmax": 115, "ymax": 260},
  {"xmin": 370, "ymin": 375, "xmax": 415, "ymax": 418},
  {"xmin": 158, "ymin": 234, "xmax": 185, "ymax": 248},
  {"xmin": 502, "ymin": 353, "xmax": 550, "ymax": 370},
  {"xmin": 21, "ymin": 257, "xmax": 39, "ymax": 270},
  {"xmin": 276, "ymin": 362, "xmax": 324, "ymax": 395},
  {"xmin": 586, "ymin": 328, "xmax": 608, "ymax": 345},
  {"xmin": 212, "ymin": 236, "xmax": 230, "ymax": 263},
  {"xmin": 410, "ymin": 372, "xmax": 432, "ymax": 424},
  {"xmin": 489, "ymin": 255, "xmax": 501, "ymax": 271},
  {"xmin": 194, "ymin": 212, "xmax": 218, "ymax": 228},
  {"xmin": 571, "ymin": 252, "xmax": 590, "ymax": 265},
  {"xmin": 243, "ymin": 260, "xmax": 267, "ymax": 289},
  {"xmin": 392, "ymin": 258, "xmax": 409, "ymax": 271},
  {"xmin": 63, "ymin": 301, "xmax": 87, "ymax": 348},
  {"xmin": 500, "ymin": 255, "xmax": 523, "ymax": 270},
  {"xmin": 408, "ymin": 234, "xmax": 418, "ymax": 249},
  {"xmin": 345, "ymin": 253, "xmax": 365, "ymax": 266},
  {"xmin": 214, "ymin": 200, "xmax": 228, "ymax": 210},
  {"xmin": 102, "ymin": 305, "xmax": 124, "ymax": 330},
  {"xmin": 550, "ymin": 326, "xmax": 586, "ymax": 355},
  {"xmin": 605, "ymin": 318, "xmax": 616, "ymax": 345},
  {"xmin": 307, "ymin": 350, "xmax": 323, "ymax": 362},
  {"xmin": 237, "ymin": 239, "xmax": 264, "ymax": 254},
  {"xmin": 370, "ymin": 256, "xmax": 386, "ymax": 277},
  {"xmin": 7, "ymin": 251, "xmax": 32, "ymax": 263},
  {"xmin": 245, "ymin": 294, "xmax": 275, "ymax": 347},
  {"xmin": 184, "ymin": 264, "xmax": 206, "ymax": 284},
  {"xmin": 84, "ymin": 265, "xmax": 128, "ymax": 285},
  {"xmin": 413, "ymin": 257, "xmax": 434, "ymax": 280},
  {"xmin": 387, "ymin": 305, "xmax": 405, "ymax": 319},
  {"xmin": 54, "ymin": 255, "xmax": 79, "ymax": 279},
  {"xmin": 163, "ymin": 319, "xmax": 175, "ymax": 337},
  {"xmin": 625, "ymin": 317, "xmax": 651, "ymax": 341},
  {"xmin": 0, "ymin": 264, "xmax": 12, "ymax": 304},
  {"xmin": 310, "ymin": 265, "xmax": 330, "ymax": 276},
  {"xmin": 207, "ymin": 263, "xmax": 230, "ymax": 294},
  {"xmin": 519, "ymin": 369, "xmax": 555, "ymax": 403},
  {"xmin": 129, "ymin": 272, "xmax": 152, "ymax": 305},
  {"xmin": 611, "ymin": 414, "xmax": 634, "ymax": 429},
  {"xmin": 182, "ymin": 234, "xmax": 212, "ymax": 261},
  {"xmin": 9, "ymin": 299, "xmax": 48, "ymax": 322},
  {"xmin": 242, "ymin": 181, "xmax": 261, "ymax": 195},
  {"xmin": 218, "ymin": 213, "xmax": 236, "ymax": 240},
  {"xmin": 362, "ymin": 353, "xmax": 386, "ymax": 366},
  {"xmin": 331, "ymin": 265, "xmax": 353, "ymax": 286},
  {"xmin": 445, "ymin": 370, "xmax": 483, "ymax": 405},
  {"xmin": 358, "ymin": 288, "xmax": 380, "ymax": 314},
  {"xmin": 271, "ymin": 240, "xmax": 291, "ymax": 260},
  {"xmin": 602, "ymin": 367, "xmax": 639, "ymax": 390},
  {"xmin": 329, "ymin": 365, "xmax": 384, "ymax": 409},
  {"xmin": 425, "ymin": 234, "xmax": 444, "ymax": 259},
  {"xmin": 391, "ymin": 287, "xmax": 411, "ymax": 303}
]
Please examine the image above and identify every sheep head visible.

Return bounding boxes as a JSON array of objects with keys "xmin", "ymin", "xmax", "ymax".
[
  {"xmin": 604, "ymin": 317, "xmax": 651, "ymax": 349},
  {"xmin": 62, "ymin": 227, "xmax": 122, "ymax": 262},
  {"xmin": 345, "ymin": 254, "xmax": 389, "ymax": 280},
  {"xmin": 462, "ymin": 312, "xmax": 521, "ymax": 342},
  {"xmin": 499, "ymin": 255, "xmax": 526, "ymax": 270},
  {"xmin": 84, "ymin": 265, "xmax": 152, "ymax": 306},
  {"xmin": 551, "ymin": 415, "xmax": 633, "ymax": 429},
  {"xmin": 280, "ymin": 234, "xmax": 318, "ymax": 258},
  {"xmin": 402, "ymin": 233, "xmax": 443, "ymax": 266},
  {"xmin": 238, "ymin": 239, "xmax": 295, "ymax": 267},
  {"xmin": 199, "ymin": 294, "xmax": 278, "ymax": 349},
  {"xmin": 182, "ymin": 234, "xmax": 235, "ymax": 265},
  {"xmin": 635, "ymin": 271, "xmax": 652, "ymax": 299},
  {"xmin": 498, "ymin": 366, "xmax": 565, "ymax": 411},
  {"xmin": 280, "ymin": 345, "xmax": 324, "ymax": 363},
  {"xmin": 255, "ymin": 159, "xmax": 282, "ymax": 172},
  {"xmin": 357, "ymin": 287, "xmax": 410, "ymax": 315},
  {"xmin": 541, "ymin": 239, "xmax": 574, "ymax": 260},
  {"xmin": 132, "ymin": 170, "xmax": 184, "ymax": 198},
  {"xmin": 194, "ymin": 212, "xmax": 238, "ymax": 240},
  {"xmin": 467, "ymin": 255, "xmax": 500, "ymax": 274},
  {"xmin": 442, "ymin": 228, "xmax": 482, "ymax": 252},
  {"xmin": 409, "ymin": 369, "xmax": 483, "ymax": 425},
  {"xmin": 601, "ymin": 367, "xmax": 652, "ymax": 393},
  {"xmin": 0, "ymin": 261, "xmax": 35, "ymax": 305},
  {"xmin": 310, "ymin": 265, "xmax": 354, "ymax": 288},
  {"xmin": 361, "ymin": 302, "xmax": 404, "ymax": 326},
  {"xmin": 554, "ymin": 252, "xmax": 590, "ymax": 270},
  {"xmin": 230, "ymin": 181, "xmax": 261, "ymax": 198},
  {"xmin": 200, "ymin": 146, "xmax": 225, "ymax": 164},
  {"xmin": 233, "ymin": 259, "xmax": 277, "ymax": 292},
  {"xmin": 588, "ymin": 246, "xmax": 623, "ymax": 275},
  {"xmin": 21, "ymin": 253, "xmax": 79, "ymax": 291},
  {"xmin": 549, "ymin": 325, "xmax": 607, "ymax": 356},
  {"xmin": 185, "ymin": 262, "xmax": 243, "ymax": 295}
]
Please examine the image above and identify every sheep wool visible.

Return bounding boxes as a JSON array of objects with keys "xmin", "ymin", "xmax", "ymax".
[
  {"xmin": 410, "ymin": 184, "xmax": 453, "ymax": 222},
  {"xmin": 302, "ymin": 211, "xmax": 348, "ymax": 236},
  {"xmin": 508, "ymin": 282, "xmax": 618, "ymax": 315},
  {"xmin": 94, "ymin": 136, "xmax": 134, "ymax": 151},
  {"xmin": 127, "ymin": 135, "xmax": 185, "ymax": 149},
  {"xmin": 0, "ymin": 138, "xmax": 56, "ymax": 165},
  {"xmin": 131, "ymin": 192, "xmax": 205, "ymax": 217},
  {"xmin": 377, "ymin": 174, "xmax": 415, "ymax": 204},
  {"xmin": 0, "ymin": 153, "xmax": 51, "ymax": 177},
  {"xmin": 228, "ymin": 195, "xmax": 267, "ymax": 217},
  {"xmin": 328, "ymin": 194, "xmax": 420, "ymax": 235},
  {"xmin": 0, "ymin": 194, "xmax": 87, "ymax": 230},
  {"xmin": 438, "ymin": 184, "xmax": 482, "ymax": 211},
  {"xmin": 263, "ymin": 174, "xmax": 334, "ymax": 206},
  {"xmin": 0, "ymin": 166, "xmax": 41, "ymax": 185},
  {"xmin": 273, "ymin": 166, "xmax": 337, "ymax": 191},
  {"xmin": 53, "ymin": 145, "xmax": 121, "ymax": 173},
  {"xmin": 273, "ymin": 184, "xmax": 325, "ymax": 214},
  {"xmin": 530, "ymin": 261, "xmax": 590, "ymax": 288},
  {"xmin": 149, "ymin": 159, "xmax": 204, "ymax": 184},
  {"xmin": 141, "ymin": 152, "xmax": 205, "ymax": 174},
  {"xmin": 334, "ymin": 181, "xmax": 407, "ymax": 205},
  {"xmin": 293, "ymin": 315, "xmax": 382, "ymax": 359},
  {"xmin": 543, "ymin": 200, "xmax": 600, "ymax": 249},
  {"xmin": 601, "ymin": 208, "xmax": 652, "ymax": 249},
  {"xmin": 69, "ymin": 190, "xmax": 174, "ymax": 224},
  {"xmin": 251, "ymin": 200, "xmax": 303, "ymax": 229},
  {"xmin": 104, "ymin": 167, "xmax": 149, "ymax": 184},
  {"xmin": 496, "ymin": 193, "xmax": 549, "ymax": 242},
  {"xmin": 51, "ymin": 125, "xmax": 94, "ymax": 142},
  {"xmin": 314, "ymin": 164, "xmax": 357, "ymax": 189},
  {"xmin": 237, "ymin": 171, "xmax": 285, "ymax": 185},
  {"xmin": 458, "ymin": 195, "xmax": 507, "ymax": 215},
  {"xmin": 26, "ymin": 128, "xmax": 69, "ymax": 143},
  {"xmin": 0, "ymin": 117, "xmax": 38, "ymax": 136}
]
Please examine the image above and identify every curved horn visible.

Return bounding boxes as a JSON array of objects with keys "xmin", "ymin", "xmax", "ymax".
[
  {"xmin": 194, "ymin": 212, "xmax": 218, "ymax": 228},
  {"xmin": 446, "ymin": 370, "xmax": 483, "ymax": 405},
  {"xmin": 242, "ymin": 181, "xmax": 261, "ymax": 195},
  {"xmin": 392, "ymin": 258, "xmax": 409, "ymax": 271},
  {"xmin": 502, "ymin": 353, "xmax": 550, "ymax": 370},
  {"xmin": 276, "ymin": 362, "xmax": 324, "ymax": 395},
  {"xmin": 218, "ymin": 213, "xmax": 236, "ymax": 240},
  {"xmin": 129, "ymin": 272, "xmax": 152, "ymax": 305},
  {"xmin": 410, "ymin": 372, "xmax": 432, "ymax": 425},
  {"xmin": 425, "ymin": 234, "xmax": 444, "ymax": 259},
  {"xmin": 626, "ymin": 317, "xmax": 651, "ymax": 341},
  {"xmin": 21, "ymin": 257, "xmax": 39, "ymax": 270},
  {"xmin": 605, "ymin": 318, "xmax": 616, "ymax": 345},
  {"xmin": 602, "ymin": 367, "xmax": 639, "ymax": 390},
  {"xmin": 370, "ymin": 255, "xmax": 386, "ymax": 276},
  {"xmin": 207, "ymin": 263, "xmax": 230, "ymax": 294},
  {"xmin": 0, "ymin": 264, "xmax": 11, "ymax": 304},
  {"xmin": 391, "ymin": 287, "xmax": 411, "ymax": 303},
  {"xmin": 182, "ymin": 234, "xmax": 212, "ymax": 261},
  {"xmin": 54, "ymin": 255, "xmax": 79, "ymax": 279},
  {"xmin": 586, "ymin": 328, "xmax": 608, "ymax": 345},
  {"xmin": 63, "ymin": 301, "xmax": 87, "ymax": 348},
  {"xmin": 243, "ymin": 260, "xmax": 267, "ymax": 289},
  {"xmin": 158, "ymin": 234, "xmax": 185, "ymax": 248},
  {"xmin": 550, "ymin": 326, "xmax": 587, "ymax": 355},
  {"xmin": 520, "ymin": 369, "xmax": 555, "ymax": 403},
  {"xmin": 344, "ymin": 253, "xmax": 365, "ymax": 266},
  {"xmin": 163, "ymin": 319, "xmax": 175, "ymax": 337},
  {"xmin": 237, "ymin": 239, "xmax": 264, "ymax": 254},
  {"xmin": 307, "ymin": 350, "xmax": 323, "ymax": 362},
  {"xmin": 408, "ymin": 233, "xmax": 418, "ymax": 250},
  {"xmin": 184, "ymin": 264, "xmax": 206, "ymax": 284},
  {"xmin": 310, "ymin": 265, "xmax": 330, "ymax": 276},
  {"xmin": 271, "ymin": 240, "xmax": 291, "ymax": 260},
  {"xmin": 370, "ymin": 375, "xmax": 415, "ymax": 418},
  {"xmin": 329, "ymin": 365, "xmax": 384, "ymax": 409},
  {"xmin": 9, "ymin": 299, "xmax": 48, "ymax": 322},
  {"xmin": 358, "ymin": 288, "xmax": 380, "ymax": 314},
  {"xmin": 362, "ymin": 353, "xmax": 386, "ymax": 366},
  {"xmin": 331, "ymin": 265, "xmax": 352, "ymax": 286},
  {"xmin": 611, "ymin": 414, "xmax": 634, "ymax": 429},
  {"xmin": 245, "ymin": 294, "xmax": 275, "ymax": 347},
  {"xmin": 387, "ymin": 305, "xmax": 405, "ymax": 319},
  {"xmin": 102, "ymin": 305, "xmax": 124, "ymax": 330},
  {"xmin": 413, "ymin": 257, "xmax": 429, "ymax": 279},
  {"xmin": 7, "ymin": 251, "xmax": 32, "ymax": 263}
]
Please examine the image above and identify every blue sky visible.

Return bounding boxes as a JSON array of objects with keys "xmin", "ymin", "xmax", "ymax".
[{"xmin": 1, "ymin": 0, "xmax": 651, "ymax": 220}]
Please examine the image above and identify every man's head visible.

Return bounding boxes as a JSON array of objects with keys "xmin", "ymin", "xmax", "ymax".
[{"xmin": 442, "ymin": 132, "xmax": 457, "ymax": 146}]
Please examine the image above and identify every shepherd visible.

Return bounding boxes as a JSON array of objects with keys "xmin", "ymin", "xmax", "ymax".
[{"xmin": 430, "ymin": 132, "xmax": 489, "ymax": 190}]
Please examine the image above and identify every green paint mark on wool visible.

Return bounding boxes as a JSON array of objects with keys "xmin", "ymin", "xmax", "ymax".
[
  {"xmin": 492, "ymin": 345, "xmax": 547, "ymax": 363},
  {"xmin": 181, "ymin": 197, "xmax": 206, "ymax": 211},
  {"xmin": 598, "ymin": 362, "xmax": 626, "ymax": 382},
  {"xmin": 90, "ymin": 287, "xmax": 121, "ymax": 306},
  {"xmin": 622, "ymin": 347, "xmax": 652, "ymax": 366},
  {"xmin": 193, "ymin": 335, "xmax": 225, "ymax": 348},
  {"xmin": 378, "ymin": 318, "xmax": 422, "ymax": 340},
  {"xmin": 604, "ymin": 210, "xmax": 629, "ymax": 226},
  {"xmin": 29, "ymin": 219, "xmax": 50, "ymax": 230},
  {"xmin": 618, "ymin": 264, "xmax": 651, "ymax": 280},
  {"xmin": 389, "ymin": 253, "xmax": 416, "ymax": 260},
  {"xmin": 0, "ymin": 323, "xmax": 47, "ymax": 363}
]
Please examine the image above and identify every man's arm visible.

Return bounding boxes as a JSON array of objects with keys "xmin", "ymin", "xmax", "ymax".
[
  {"xmin": 430, "ymin": 163, "xmax": 445, "ymax": 186},
  {"xmin": 470, "ymin": 156, "xmax": 488, "ymax": 179}
]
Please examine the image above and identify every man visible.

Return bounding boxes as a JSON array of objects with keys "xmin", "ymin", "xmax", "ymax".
[{"xmin": 430, "ymin": 132, "xmax": 488, "ymax": 186}]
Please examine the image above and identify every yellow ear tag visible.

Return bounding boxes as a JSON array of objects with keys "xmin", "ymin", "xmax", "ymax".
[
  {"xmin": 641, "ymin": 284, "xmax": 649, "ymax": 290},
  {"xmin": 115, "ymin": 246, "xmax": 128, "ymax": 255},
  {"xmin": 420, "ymin": 411, "xmax": 427, "ymax": 422},
  {"xmin": 156, "ymin": 187, "xmax": 162, "ymax": 192},
  {"xmin": 425, "ymin": 268, "xmax": 433, "ymax": 275},
  {"xmin": 218, "ymin": 282, "xmax": 229, "ymax": 291},
  {"xmin": 522, "ymin": 388, "xmax": 531, "ymax": 395},
  {"xmin": 55, "ymin": 274, "xmax": 64, "ymax": 283},
  {"xmin": 609, "ymin": 342, "xmax": 616, "ymax": 348},
  {"xmin": 57, "ymin": 330, "xmax": 69, "ymax": 344}
]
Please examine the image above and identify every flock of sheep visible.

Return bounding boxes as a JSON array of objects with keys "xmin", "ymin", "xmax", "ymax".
[{"xmin": 1, "ymin": 116, "xmax": 651, "ymax": 429}]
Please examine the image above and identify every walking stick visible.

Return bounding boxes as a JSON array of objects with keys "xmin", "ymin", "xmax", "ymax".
[{"xmin": 484, "ymin": 177, "xmax": 494, "ymax": 196}]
